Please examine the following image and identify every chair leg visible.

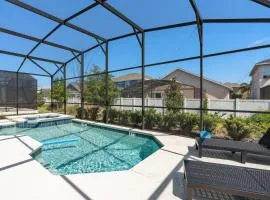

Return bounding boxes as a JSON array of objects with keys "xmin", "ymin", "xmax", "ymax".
[
  {"xmin": 187, "ymin": 187, "xmax": 193, "ymax": 200},
  {"xmin": 241, "ymin": 152, "xmax": 246, "ymax": 164},
  {"xmin": 198, "ymin": 146, "xmax": 202, "ymax": 158}
]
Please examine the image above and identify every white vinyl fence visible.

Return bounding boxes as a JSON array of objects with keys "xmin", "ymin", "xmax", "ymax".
[{"xmin": 113, "ymin": 98, "xmax": 270, "ymax": 117}]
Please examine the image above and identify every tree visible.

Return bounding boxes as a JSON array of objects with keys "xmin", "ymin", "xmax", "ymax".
[
  {"xmin": 164, "ymin": 77, "xmax": 184, "ymax": 112},
  {"xmin": 37, "ymin": 89, "xmax": 45, "ymax": 107},
  {"xmin": 84, "ymin": 65, "xmax": 119, "ymax": 106},
  {"xmin": 231, "ymin": 82, "xmax": 251, "ymax": 99},
  {"xmin": 239, "ymin": 82, "xmax": 251, "ymax": 98},
  {"xmin": 202, "ymin": 93, "xmax": 208, "ymax": 114},
  {"xmin": 50, "ymin": 78, "xmax": 70, "ymax": 109},
  {"xmin": 51, "ymin": 78, "xmax": 65, "ymax": 103}
]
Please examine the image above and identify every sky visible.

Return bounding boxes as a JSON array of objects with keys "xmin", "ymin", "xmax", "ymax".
[{"xmin": 0, "ymin": 0, "xmax": 270, "ymax": 88}]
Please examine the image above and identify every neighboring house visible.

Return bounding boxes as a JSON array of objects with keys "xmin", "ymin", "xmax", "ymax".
[
  {"xmin": 0, "ymin": 71, "xmax": 37, "ymax": 109},
  {"xmin": 250, "ymin": 59, "xmax": 270, "ymax": 99},
  {"xmin": 112, "ymin": 73, "xmax": 151, "ymax": 90},
  {"xmin": 163, "ymin": 68, "xmax": 231, "ymax": 99},
  {"xmin": 66, "ymin": 82, "xmax": 81, "ymax": 103},
  {"xmin": 121, "ymin": 79, "xmax": 195, "ymax": 98},
  {"xmin": 119, "ymin": 68, "xmax": 231, "ymax": 99}
]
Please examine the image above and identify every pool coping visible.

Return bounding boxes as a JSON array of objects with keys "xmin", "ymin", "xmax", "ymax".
[
  {"xmin": 1, "ymin": 114, "xmax": 181, "ymax": 175},
  {"xmin": 0, "ymin": 115, "xmax": 170, "ymax": 175},
  {"xmin": 30, "ymin": 117, "xmax": 169, "ymax": 175}
]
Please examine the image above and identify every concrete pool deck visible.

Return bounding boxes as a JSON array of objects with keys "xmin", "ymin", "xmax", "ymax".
[{"xmin": 0, "ymin": 118, "xmax": 269, "ymax": 200}]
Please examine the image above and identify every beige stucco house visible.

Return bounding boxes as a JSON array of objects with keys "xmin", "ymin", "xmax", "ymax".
[
  {"xmin": 118, "ymin": 68, "xmax": 231, "ymax": 99},
  {"xmin": 250, "ymin": 59, "xmax": 270, "ymax": 99},
  {"xmin": 112, "ymin": 73, "xmax": 151, "ymax": 90},
  {"xmin": 121, "ymin": 79, "xmax": 195, "ymax": 98},
  {"xmin": 163, "ymin": 68, "xmax": 231, "ymax": 99}
]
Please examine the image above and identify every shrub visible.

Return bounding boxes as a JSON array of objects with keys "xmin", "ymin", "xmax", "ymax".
[
  {"xmin": 246, "ymin": 113, "xmax": 270, "ymax": 140},
  {"xmin": 249, "ymin": 113, "xmax": 270, "ymax": 124},
  {"xmin": 203, "ymin": 113, "xmax": 222, "ymax": 133},
  {"xmin": 67, "ymin": 105, "xmax": 79, "ymax": 116},
  {"xmin": 119, "ymin": 110, "xmax": 131, "ymax": 125},
  {"xmin": 144, "ymin": 108, "xmax": 161, "ymax": 129},
  {"xmin": 38, "ymin": 104, "xmax": 50, "ymax": 113},
  {"xmin": 224, "ymin": 116, "xmax": 250, "ymax": 140},
  {"xmin": 108, "ymin": 109, "xmax": 119, "ymax": 123},
  {"xmin": 247, "ymin": 122, "xmax": 268, "ymax": 140},
  {"xmin": 130, "ymin": 110, "xmax": 142, "ymax": 127},
  {"xmin": 76, "ymin": 107, "xmax": 86, "ymax": 119},
  {"xmin": 162, "ymin": 111, "xmax": 178, "ymax": 130},
  {"xmin": 87, "ymin": 107, "xmax": 100, "ymax": 121},
  {"xmin": 178, "ymin": 112, "xmax": 199, "ymax": 133}
]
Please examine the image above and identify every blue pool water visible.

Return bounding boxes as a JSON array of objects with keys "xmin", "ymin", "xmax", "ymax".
[{"xmin": 0, "ymin": 121, "xmax": 161, "ymax": 175}]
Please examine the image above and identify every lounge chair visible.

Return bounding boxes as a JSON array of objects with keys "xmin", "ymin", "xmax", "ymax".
[
  {"xmin": 195, "ymin": 130, "xmax": 270, "ymax": 163},
  {"xmin": 184, "ymin": 160, "xmax": 270, "ymax": 200}
]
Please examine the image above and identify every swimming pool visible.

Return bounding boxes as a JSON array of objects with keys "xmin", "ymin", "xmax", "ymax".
[{"xmin": 0, "ymin": 120, "xmax": 161, "ymax": 175}]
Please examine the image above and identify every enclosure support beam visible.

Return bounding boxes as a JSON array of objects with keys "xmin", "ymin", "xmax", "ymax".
[
  {"xmin": 95, "ymin": 0, "xmax": 144, "ymax": 32},
  {"xmin": 16, "ymin": 23, "xmax": 63, "ymax": 72},
  {"xmin": 133, "ymin": 27, "xmax": 142, "ymax": 48},
  {"xmin": 251, "ymin": 0, "xmax": 270, "ymax": 8},
  {"xmin": 6, "ymin": 0, "xmax": 106, "ymax": 72},
  {"xmin": 0, "ymin": 49, "xmax": 64, "ymax": 65},
  {"xmin": 203, "ymin": 18, "xmax": 270, "ymax": 23},
  {"xmin": 0, "ymin": 27, "xmax": 81, "ymax": 53},
  {"xmin": 141, "ymin": 32, "xmax": 145, "ymax": 129},
  {"xmin": 96, "ymin": 39, "xmax": 106, "ymax": 55},
  {"xmin": 7, "ymin": 0, "xmax": 106, "ymax": 42},
  {"xmin": 71, "ymin": 51, "xmax": 82, "ymax": 65},
  {"xmin": 16, "ymin": 72, "xmax": 19, "ymax": 115},
  {"xmin": 64, "ymin": 64, "xmax": 67, "ymax": 114},
  {"xmin": 28, "ymin": 58, "xmax": 52, "ymax": 76},
  {"xmin": 80, "ymin": 54, "xmax": 85, "ymax": 111},
  {"xmin": 61, "ymin": 43, "xmax": 105, "ymax": 72},
  {"xmin": 199, "ymin": 26, "xmax": 204, "ymax": 130},
  {"xmin": 144, "ymin": 43, "xmax": 270, "ymax": 68},
  {"xmin": 62, "ymin": 17, "xmax": 270, "ymax": 75},
  {"xmin": 53, "ymin": 63, "xmax": 64, "ymax": 74},
  {"xmin": 51, "ymin": 76, "xmax": 54, "ymax": 112},
  {"xmin": 107, "ymin": 18, "xmax": 270, "ymax": 42},
  {"xmin": 105, "ymin": 42, "xmax": 109, "ymax": 123},
  {"xmin": 56, "ymin": 43, "xmax": 270, "ymax": 83},
  {"xmin": 189, "ymin": 0, "xmax": 203, "ymax": 130}
]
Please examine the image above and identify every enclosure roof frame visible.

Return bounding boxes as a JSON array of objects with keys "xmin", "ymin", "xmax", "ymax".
[{"xmin": 0, "ymin": 0, "xmax": 268, "ymax": 75}]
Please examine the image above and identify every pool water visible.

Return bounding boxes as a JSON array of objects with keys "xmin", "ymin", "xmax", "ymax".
[{"xmin": 0, "ymin": 122, "xmax": 161, "ymax": 175}]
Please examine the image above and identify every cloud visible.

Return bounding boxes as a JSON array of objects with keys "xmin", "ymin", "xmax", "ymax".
[{"xmin": 248, "ymin": 37, "xmax": 270, "ymax": 47}]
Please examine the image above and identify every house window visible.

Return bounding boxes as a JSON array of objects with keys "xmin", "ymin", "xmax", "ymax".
[
  {"xmin": 152, "ymin": 93, "xmax": 162, "ymax": 98},
  {"xmin": 129, "ymin": 80, "xmax": 137, "ymax": 86},
  {"xmin": 263, "ymin": 67, "xmax": 270, "ymax": 76},
  {"xmin": 117, "ymin": 81, "xmax": 125, "ymax": 88}
]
